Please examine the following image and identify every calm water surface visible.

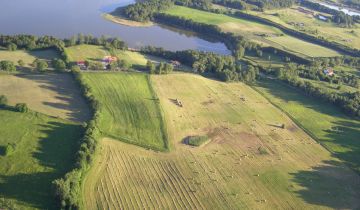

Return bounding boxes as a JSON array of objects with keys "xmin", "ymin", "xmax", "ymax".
[{"xmin": 0, "ymin": 0, "xmax": 230, "ymax": 54}]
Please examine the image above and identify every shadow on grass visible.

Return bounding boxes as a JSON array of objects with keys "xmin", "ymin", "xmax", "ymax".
[
  {"xmin": 255, "ymin": 78, "xmax": 360, "ymax": 174},
  {"xmin": 290, "ymin": 160, "xmax": 360, "ymax": 209},
  {"xmin": 0, "ymin": 120, "xmax": 83, "ymax": 209},
  {"xmin": 15, "ymin": 73, "xmax": 91, "ymax": 123}
]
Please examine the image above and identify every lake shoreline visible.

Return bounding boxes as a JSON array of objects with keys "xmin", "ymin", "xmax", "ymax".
[{"xmin": 103, "ymin": 13, "xmax": 154, "ymax": 28}]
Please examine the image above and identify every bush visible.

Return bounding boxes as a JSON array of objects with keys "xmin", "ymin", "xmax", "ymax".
[
  {"xmin": 52, "ymin": 58, "xmax": 66, "ymax": 71},
  {"xmin": 0, "ymin": 60, "xmax": 16, "ymax": 72},
  {"xmin": 258, "ymin": 146, "xmax": 269, "ymax": 155},
  {"xmin": 18, "ymin": 59, "xmax": 25, "ymax": 67},
  {"xmin": 0, "ymin": 95, "xmax": 8, "ymax": 106},
  {"xmin": 7, "ymin": 43, "xmax": 17, "ymax": 51},
  {"xmin": 71, "ymin": 65, "xmax": 81, "ymax": 73},
  {"xmin": 4, "ymin": 143, "xmax": 16, "ymax": 156},
  {"xmin": 33, "ymin": 59, "xmax": 48, "ymax": 72},
  {"xmin": 15, "ymin": 103, "xmax": 28, "ymax": 113},
  {"xmin": 185, "ymin": 135, "xmax": 209, "ymax": 146}
]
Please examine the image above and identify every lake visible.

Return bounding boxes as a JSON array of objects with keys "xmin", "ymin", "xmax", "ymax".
[{"xmin": 0, "ymin": 0, "xmax": 230, "ymax": 54}]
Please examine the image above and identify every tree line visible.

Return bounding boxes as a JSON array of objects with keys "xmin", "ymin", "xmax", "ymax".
[
  {"xmin": 272, "ymin": 65, "xmax": 360, "ymax": 117},
  {"xmin": 53, "ymin": 71, "xmax": 101, "ymax": 209},
  {"xmin": 141, "ymin": 46, "xmax": 258, "ymax": 82}
]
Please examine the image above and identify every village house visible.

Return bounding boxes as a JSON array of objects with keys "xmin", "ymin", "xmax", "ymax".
[{"xmin": 76, "ymin": 61, "xmax": 86, "ymax": 70}]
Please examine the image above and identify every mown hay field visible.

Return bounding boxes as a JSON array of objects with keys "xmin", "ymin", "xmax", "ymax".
[
  {"xmin": 83, "ymin": 73, "xmax": 360, "ymax": 210},
  {"xmin": 165, "ymin": 6, "xmax": 341, "ymax": 57},
  {"xmin": 81, "ymin": 72, "xmax": 168, "ymax": 150},
  {"xmin": 0, "ymin": 109, "xmax": 83, "ymax": 209},
  {"xmin": 254, "ymin": 78, "xmax": 360, "ymax": 174},
  {"xmin": 0, "ymin": 73, "xmax": 90, "ymax": 122}
]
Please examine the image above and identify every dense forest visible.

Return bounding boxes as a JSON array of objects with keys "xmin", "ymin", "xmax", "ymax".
[{"xmin": 123, "ymin": 0, "xmax": 174, "ymax": 21}]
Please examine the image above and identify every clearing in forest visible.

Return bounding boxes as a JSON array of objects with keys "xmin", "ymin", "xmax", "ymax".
[{"xmin": 83, "ymin": 73, "xmax": 360, "ymax": 210}]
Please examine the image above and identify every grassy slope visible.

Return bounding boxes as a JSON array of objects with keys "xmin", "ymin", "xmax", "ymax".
[
  {"xmin": 65, "ymin": 45, "xmax": 109, "ymax": 62},
  {"xmin": 81, "ymin": 72, "xmax": 168, "ymax": 150},
  {"xmin": 0, "ymin": 73, "xmax": 91, "ymax": 122},
  {"xmin": 83, "ymin": 73, "xmax": 360, "ymax": 210},
  {"xmin": 254, "ymin": 78, "xmax": 360, "ymax": 173},
  {"xmin": 0, "ymin": 49, "xmax": 59, "ymax": 68},
  {"xmin": 248, "ymin": 6, "xmax": 360, "ymax": 50},
  {"xmin": 164, "ymin": 6, "xmax": 341, "ymax": 57},
  {"xmin": 0, "ymin": 109, "xmax": 83, "ymax": 209}
]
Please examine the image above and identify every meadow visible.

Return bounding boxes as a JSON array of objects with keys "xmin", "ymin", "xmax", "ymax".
[
  {"xmin": 0, "ymin": 108, "xmax": 83, "ymax": 209},
  {"xmin": 0, "ymin": 73, "xmax": 90, "ymax": 122},
  {"xmin": 164, "ymin": 6, "xmax": 342, "ymax": 57},
  {"xmin": 254, "ymin": 78, "xmax": 360, "ymax": 173},
  {"xmin": 247, "ymin": 6, "xmax": 360, "ymax": 50},
  {"xmin": 81, "ymin": 72, "xmax": 168, "ymax": 150},
  {"xmin": 83, "ymin": 73, "xmax": 360, "ymax": 209},
  {"xmin": 0, "ymin": 49, "xmax": 60, "ymax": 68}
]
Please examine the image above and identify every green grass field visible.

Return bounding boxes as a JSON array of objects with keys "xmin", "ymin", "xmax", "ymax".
[
  {"xmin": 65, "ymin": 45, "xmax": 109, "ymax": 62},
  {"xmin": 83, "ymin": 73, "xmax": 360, "ymax": 209},
  {"xmin": 81, "ymin": 72, "xmax": 168, "ymax": 150},
  {"xmin": 164, "ymin": 6, "xmax": 341, "ymax": 57},
  {"xmin": 0, "ymin": 108, "xmax": 83, "ymax": 209},
  {"xmin": 254, "ymin": 78, "xmax": 360, "ymax": 173}
]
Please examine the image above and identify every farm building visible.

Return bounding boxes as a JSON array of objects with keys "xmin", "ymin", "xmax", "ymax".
[
  {"xmin": 324, "ymin": 68, "xmax": 334, "ymax": 76},
  {"xmin": 76, "ymin": 61, "xmax": 87, "ymax": 70}
]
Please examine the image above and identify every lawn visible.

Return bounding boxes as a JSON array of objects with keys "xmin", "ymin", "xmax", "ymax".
[
  {"xmin": 83, "ymin": 73, "xmax": 360, "ymax": 210},
  {"xmin": 0, "ymin": 73, "xmax": 91, "ymax": 122},
  {"xmin": 254, "ymin": 78, "xmax": 360, "ymax": 173},
  {"xmin": 0, "ymin": 108, "xmax": 83, "ymax": 209},
  {"xmin": 165, "ymin": 6, "xmax": 342, "ymax": 57},
  {"xmin": 80, "ymin": 72, "xmax": 168, "ymax": 150}
]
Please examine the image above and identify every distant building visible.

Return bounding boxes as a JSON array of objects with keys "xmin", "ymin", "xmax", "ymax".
[{"xmin": 324, "ymin": 68, "xmax": 334, "ymax": 76}]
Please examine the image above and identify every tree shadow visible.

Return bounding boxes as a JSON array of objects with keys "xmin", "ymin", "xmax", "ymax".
[
  {"xmin": 290, "ymin": 160, "xmax": 360, "ymax": 209},
  {"xmin": 15, "ymin": 73, "xmax": 91, "ymax": 122},
  {"xmin": 0, "ymin": 119, "xmax": 83, "ymax": 209},
  {"xmin": 255, "ymin": 78, "xmax": 360, "ymax": 174}
]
